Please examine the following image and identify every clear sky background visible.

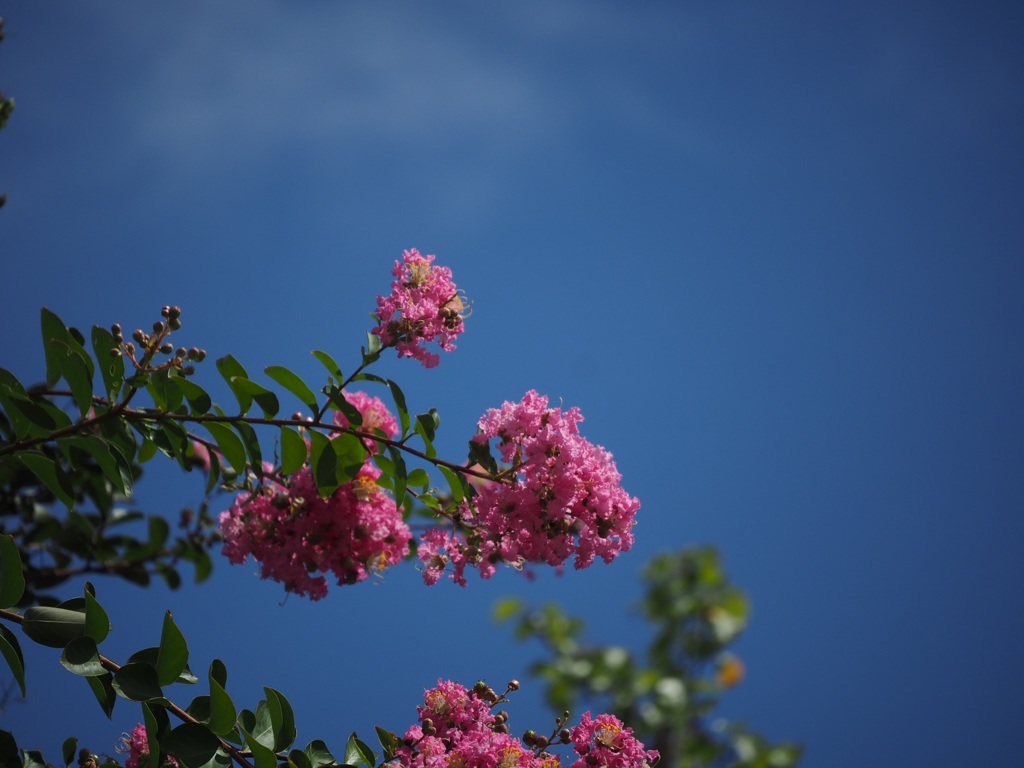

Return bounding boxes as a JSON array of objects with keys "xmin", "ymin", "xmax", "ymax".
[{"xmin": 2, "ymin": 2, "xmax": 1023, "ymax": 766}]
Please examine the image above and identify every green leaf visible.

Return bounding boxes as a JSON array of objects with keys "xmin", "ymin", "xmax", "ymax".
[
  {"xmin": 60, "ymin": 636, "xmax": 105, "ymax": 676},
  {"xmin": 84, "ymin": 589, "xmax": 110, "ymax": 644},
  {"xmin": 303, "ymin": 740, "xmax": 336, "ymax": 768},
  {"xmin": 204, "ymin": 422, "xmax": 247, "ymax": 475},
  {"xmin": 414, "ymin": 410, "xmax": 440, "ymax": 458},
  {"xmin": 332, "ymin": 433, "xmax": 367, "ymax": 485},
  {"xmin": 41, "ymin": 307, "xmax": 71, "ymax": 387},
  {"xmin": 62, "ymin": 433, "xmax": 133, "ymax": 497},
  {"xmin": 176, "ymin": 378, "xmax": 212, "ymax": 415},
  {"xmin": 264, "ymin": 366, "xmax": 318, "ymax": 415},
  {"xmin": 353, "ymin": 373, "xmax": 410, "ymax": 437},
  {"xmin": 53, "ymin": 340, "xmax": 95, "ymax": 418},
  {"xmin": 0, "ymin": 730, "xmax": 20, "ymax": 768},
  {"xmin": 241, "ymin": 729, "xmax": 278, "ymax": 768},
  {"xmin": 112, "ymin": 661, "xmax": 163, "ymax": 701},
  {"xmin": 322, "ymin": 385, "xmax": 362, "ymax": 427},
  {"xmin": 288, "ymin": 750, "xmax": 313, "ymax": 768},
  {"xmin": 343, "ymin": 733, "xmax": 376, "ymax": 768},
  {"xmin": 62, "ymin": 738, "xmax": 78, "ymax": 768},
  {"xmin": 142, "ymin": 702, "xmax": 163, "ymax": 768},
  {"xmin": 467, "ymin": 438, "xmax": 499, "ymax": 476},
  {"xmin": 216, "ymin": 355, "xmax": 252, "ymax": 414},
  {"xmin": 162, "ymin": 723, "xmax": 222, "ymax": 768},
  {"xmin": 92, "ymin": 325, "xmax": 124, "ymax": 401},
  {"xmin": 156, "ymin": 611, "xmax": 189, "ymax": 687},
  {"xmin": 231, "ymin": 377, "xmax": 279, "ymax": 418},
  {"xmin": 21, "ymin": 605, "xmax": 86, "ymax": 648},
  {"xmin": 86, "ymin": 672, "xmax": 117, "ymax": 718},
  {"xmin": 233, "ymin": 421, "xmax": 263, "ymax": 474},
  {"xmin": 373, "ymin": 727, "xmax": 401, "ymax": 763},
  {"xmin": 0, "ymin": 624, "xmax": 26, "ymax": 698},
  {"xmin": 207, "ymin": 673, "xmax": 236, "ymax": 736},
  {"xmin": 280, "ymin": 427, "xmax": 307, "ymax": 476},
  {"xmin": 311, "ymin": 350, "xmax": 341, "ymax": 379},
  {"xmin": 209, "ymin": 659, "xmax": 228, "ymax": 688},
  {"xmin": 17, "ymin": 452, "xmax": 75, "ymax": 509},
  {"xmin": 438, "ymin": 465, "xmax": 467, "ymax": 504},
  {"xmin": 405, "ymin": 468, "xmax": 430, "ymax": 489},
  {"xmin": 362, "ymin": 331, "xmax": 382, "ymax": 365},
  {"xmin": 386, "ymin": 446, "xmax": 407, "ymax": 509},
  {"xmin": 308, "ymin": 430, "xmax": 338, "ymax": 497},
  {"xmin": 263, "ymin": 687, "xmax": 296, "ymax": 752},
  {"xmin": 0, "ymin": 534, "xmax": 26, "ymax": 609}
]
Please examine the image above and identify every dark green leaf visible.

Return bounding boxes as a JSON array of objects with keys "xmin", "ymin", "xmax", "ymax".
[
  {"xmin": 142, "ymin": 702, "xmax": 162, "ymax": 768},
  {"xmin": 438, "ymin": 466, "xmax": 468, "ymax": 505},
  {"xmin": 467, "ymin": 439, "xmax": 499, "ymax": 476},
  {"xmin": 343, "ymin": 733, "xmax": 375, "ymax": 768},
  {"xmin": 60, "ymin": 636, "xmax": 105, "ymax": 676},
  {"xmin": 216, "ymin": 355, "xmax": 252, "ymax": 414},
  {"xmin": 303, "ymin": 740, "xmax": 336, "ymax": 768},
  {"xmin": 41, "ymin": 307, "xmax": 71, "ymax": 387},
  {"xmin": 288, "ymin": 750, "xmax": 312, "ymax": 768},
  {"xmin": 0, "ymin": 730, "xmax": 20, "ymax": 768},
  {"xmin": 0, "ymin": 624, "xmax": 25, "ymax": 698},
  {"xmin": 241, "ymin": 729, "xmax": 277, "ymax": 768},
  {"xmin": 280, "ymin": 427, "xmax": 307, "ymax": 476},
  {"xmin": 62, "ymin": 433, "xmax": 133, "ymax": 497},
  {"xmin": 86, "ymin": 672, "xmax": 117, "ymax": 718},
  {"xmin": 264, "ymin": 366, "xmax": 318, "ymax": 414},
  {"xmin": 62, "ymin": 738, "xmax": 78, "ymax": 768},
  {"xmin": 53, "ymin": 340, "xmax": 95, "ymax": 418},
  {"xmin": 84, "ymin": 589, "xmax": 110, "ymax": 643},
  {"xmin": 373, "ymin": 727, "xmax": 400, "ymax": 763},
  {"xmin": 362, "ymin": 331, "xmax": 382, "ymax": 365},
  {"xmin": 208, "ymin": 674, "xmax": 236, "ymax": 735},
  {"xmin": 311, "ymin": 350, "xmax": 341, "ymax": 379},
  {"xmin": 22, "ymin": 605, "xmax": 86, "ymax": 648},
  {"xmin": 17, "ymin": 452, "xmax": 75, "ymax": 509},
  {"xmin": 263, "ymin": 687, "xmax": 296, "ymax": 752},
  {"xmin": 231, "ymin": 378, "xmax": 279, "ymax": 418},
  {"xmin": 156, "ymin": 611, "xmax": 189, "ymax": 687},
  {"xmin": 209, "ymin": 659, "xmax": 228, "ymax": 688},
  {"xmin": 0, "ymin": 534, "xmax": 26, "ymax": 609},
  {"xmin": 112, "ymin": 661, "xmax": 163, "ymax": 701},
  {"xmin": 332, "ymin": 433, "xmax": 367, "ymax": 485},
  {"xmin": 323, "ymin": 385, "xmax": 362, "ymax": 427},
  {"xmin": 233, "ymin": 421, "xmax": 263, "ymax": 474},
  {"xmin": 386, "ymin": 446, "xmax": 407, "ymax": 509},
  {"xmin": 308, "ymin": 430, "xmax": 338, "ymax": 497},
  {"xmin": 176, "ymin": 378, "xmax": 212, "ymax": 415},
  {"xmin": 162, "ymin": 723, "xmax": 222, "ymax": 768},
  {"xmin": 204, "ymin": 423, "xmax": 247, "ymax": 475},
  {"xmin": 92, "ymin": 325, "xmax": 124, "ymax": 401},
  {"xmin": 405, "ymin": 468, "xmax": 430, "ymax": 489}
]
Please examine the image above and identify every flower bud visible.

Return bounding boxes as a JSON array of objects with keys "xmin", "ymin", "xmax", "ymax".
[
  {"xmin": 559, "ymin": 729, "xmax": 571, "ymax": 743},
  {"xmin": 153, "ymin": 321, "xmax": 165, "ymax": 333},
  {"xmin": 160, "ymin": 342, "xmax": 174, "ymax": 354},
  {"xmin": 534, "ymin": 735, "xmax": 548, "ymax": 749},
  {"xmin": 523, "ymin": 730, "xmax": 537, "ymax": 746},
  {"xmin": 508, "ymin": 679, "xmax": 520, "ymax": 691}
]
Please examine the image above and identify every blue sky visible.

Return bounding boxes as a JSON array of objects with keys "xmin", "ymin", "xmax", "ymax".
[{"xmin": 2, "ymin": 2, "xmax": 1023, "ymax": 765}]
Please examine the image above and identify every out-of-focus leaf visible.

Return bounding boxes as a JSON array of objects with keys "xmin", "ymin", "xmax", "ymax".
[
  {"xmin": 0, "ymin": 730, "xmax": 20, "ymax": 768},
  {"xmin": 265, "ymin": 366, "xmax": 318, "ymax": 415},
  {"xmin": 156, "ymin": 611, "xmax": 189, "ymax": 686},
  {"xmin": 280, "ymin": 427, "xmax": 307, "ymax": 476},
  {"xmin": 0, "ymin": 624, "xmax": 26, "ymax": 697},
  {"xmin": 362, "ymin": 331, "xmax": 382, "ymax": 365},
  {"xmin": 0, "ymin": 534, "xmax": 26, "ymax": 609},
  {"xmin": 22, "ymin": 605, "xmax": 86, "ymax": 648},
  {"xmin": 17, "ymin": 452, "xmax": 75, "ymax": 509},
  {"xmin": 62, "ymin": 737, "xmax": 78, "ymax": 768},
  {"xmin": 62, "ymin": 433, "xmax": 133, "ymax": 497}
]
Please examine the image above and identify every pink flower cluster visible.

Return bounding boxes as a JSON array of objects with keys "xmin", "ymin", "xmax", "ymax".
[
  {"xmin": 119, "ymin": 724, "xmax": 178, "ymax": 768},
  {"xmin": 372, "ymin": 249, "xmax": 466, "ymax": 368},
  {"xmin": 417, "ymin": 391, "xmax": 640, "ymax": 586},
  {"xmin": 396, "ymin": 681, "xmax": 657, "ymax": 768},
  {"xmin": 219, "ymin": 392, "xmax": 411, "ymax": 600}
]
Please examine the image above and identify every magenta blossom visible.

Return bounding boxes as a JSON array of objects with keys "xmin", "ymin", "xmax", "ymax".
[
  {"xmin": 119, "ymin": 724, "xmax": 178, "ymax": 768},
  {"xmin": 372, "ymin": 249, "xmax": 466, "ymax": 368},
  {"xmin": 332, "ymin": 389, "xmax": 400, "ymax": 453},
  {"xmin": 570, "ymin": 713, "xmax": 659, "ymax": 768},
  {"xmin": 420, "ymin": 391, "xmax": 640, "ymax": 585}
]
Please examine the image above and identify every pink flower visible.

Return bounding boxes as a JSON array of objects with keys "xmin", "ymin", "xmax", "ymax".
[
  {"xmin": 119, "ymin": 724, "xmax": 178, "ymax": 768},
  {"xmin": 372, "ymin": 249, "xmax": 467, "ymax": 368},
  {"xmin": 420, "ymin": 391, "xmax": 640, "ymax": 585},
  {"xmin": 219, "ymin": 461, "xmax": 411, "ymax": 600},
  {"xmin": 569, "ymin": 713, "xmax": 659, "ymax": 768}
]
